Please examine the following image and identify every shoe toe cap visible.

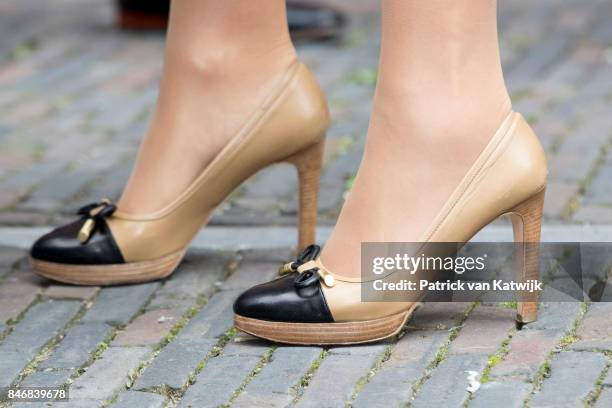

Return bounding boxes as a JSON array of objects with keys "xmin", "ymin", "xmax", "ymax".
[
  {"xmin": 30, "ymin": 219, "xmax": 124, "ymax": 265},
  {"xmin": 30, "ymin": 221, "xmax": 81, "ymax": 262},
  {"xmin": 233, "ymin": 282, "xmax": 285, "ymax": 320},
  {"xmin": 233, "ymin": 273, "xmax": 334, "ymax": 323}
]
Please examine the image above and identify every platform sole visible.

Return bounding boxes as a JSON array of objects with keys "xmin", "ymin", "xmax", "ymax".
[
  {"xmin": 30, "ymin": 250, "xmax": 184, "ymax": 286},
  {"xmin": 234, "ymin": 305, "xmax": 417, "ymax": 345}
]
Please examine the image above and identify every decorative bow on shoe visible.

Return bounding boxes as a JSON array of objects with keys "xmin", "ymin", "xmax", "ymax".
[
  {"xmin": 76, "ymin": 198, "xmax": 117, "ymax": 244},
  {"xmin": 278, "ymin": 244, "xmax": 335, "ymax": 288}
]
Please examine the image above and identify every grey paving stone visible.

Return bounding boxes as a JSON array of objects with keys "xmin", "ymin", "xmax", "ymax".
[
  {"xmin": 134, "ymin": 339, "xmax": 215, "ymax": 391},
  {"xmin": 45, "ymin": 285, "xmax": 100, "ymax": 300},
  {"xmin": 46, "ymin": 399, "xmax": 103, "ymax": 408},
  {"xmin": 0, "ymin": 247, "xmax": 25, "ymax": 276},
  {"xmin": 530, "ymin": 351, "xmax": 607, "ymax": 408},
  {"xmin": 232, "ymin": 347, "xmax": 322, "ymax": 408},
  {"xmin": 178, "ymin": 353, "xmax": 263, "ymax": 408},
  {"xmin": 80, "ymin": 283, "xmax": 160, "ymax": 326},
  {"xmin": 134, "ymin": 283, "xmax": 249, "ymax": 391},
  {"xmin": 353, "ymin": 330, "xmax": 448, "ymax": 408},
  {"xmin": 110, "ymin": 390, "xmax": 165, "ymax": 408},
  {"xmin": 11, "ymin": 403, "xmax": 57, "ymax": 408},
  {"xmin": 595, "ymin": 387, "xmax": 612, "ymax": 408},
  {"xmin": 39, "ymin": 322, "xmax": 113, "ymax": 370},
  {"xmin": 20, "ymin": 171, "xmax": 98, "ymax": 213},
  {"xmin": 222, "ymin": 340, "xmax": 270, "ymax": 357},
  {"xmin": 449, "ymin": 306, "xmax": 515, "ymax": 355},
  {"xmin": 146, "ymin": 250, "xmax": 232, "ymax": 311},
  {"xmin": 239, "ymin": 162, "xmax": 296, "ymax": 200},
  {"xmin": 0, "ymin": 300, "xmax": 80, "ymax": 356},
  {"xmin": 20, "ymin": 369, "xmax": 72, "ymax": 388},
  {"xmin": 409, "ymin": 302, "xmax": 470, "ymax": 331},
  {"xmin": 571, "ymin": 302, "xmax": 612, "ymax": 350},
  {"xmin": 470, "ymin": 380, "xmax": 532, "ymax": 408},
  {"xmin": 526, "ymin": 302, "xmax": 583, "ymax": 332},
  {"xmin": 216, "ymin": 258, "xmax": 281, "ymax": 292},
  {"xmin": 78, "ymin": 162, "xmax": 132, "ymax": 208},
  {"xmin": 296, "ymin": 347, "xmax": 383, "ymax": 408},
  {"xmin": 70, "ymin": 346, "xmax": 149, "ymax": 401},
  {"xmin": 411, "ymin": 354, "xmax": 488, "ymax": 408},
  {"xmin": 0, "ymin": 350, "xmax": 30, "ymax": 388},
  {"xmin": 0, "ymin": 273, "xmax": 42, "ymax": 323},
  {"xmin": 574, "ymin": 206, "xmax": 612, "ymax": 224},
  {"xmin": 490, "ymin": 329, "xmax": 559, "ymax": 380},
  {"xmin": 177, "ymin": 290, "xmax": 236, "ymax": 341}
]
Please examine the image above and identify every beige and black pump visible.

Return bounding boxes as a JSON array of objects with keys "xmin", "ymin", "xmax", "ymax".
[
  {"xmin": 233, "ymin": 112, "xmax": 548, "ymax": 345},
  {"xmin": 30, "ymin": 62, "xmax": 329, "ymax": 285}
]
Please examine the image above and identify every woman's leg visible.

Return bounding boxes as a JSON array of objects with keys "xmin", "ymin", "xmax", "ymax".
[
  {"xmin": 322, "ymin": 0, "xmax": 512, "ymax": 277},
  {"xmin": 118, "ymin": 0, "xmax": 296, "ymax": 214}
]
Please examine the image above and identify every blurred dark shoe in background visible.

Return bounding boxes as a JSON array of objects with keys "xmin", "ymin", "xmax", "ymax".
[
  {"xmin": 116, "ymin": 0, "xmax": 346, "ymax": 41},
  {"xmin": 117, "ymin": 0, "xmax": 169, "ymax": 30}
]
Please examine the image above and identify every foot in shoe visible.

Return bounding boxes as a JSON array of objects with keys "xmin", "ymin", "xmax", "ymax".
[
  {"xmin": 30, "ymin": 62, "xmax": 329, "ymax": 285},
  {"xmin": 234, "ymin": 113, "xmax": 547, "ymax": 345},
  {"xmin": 233, "ymin": 0, "xmax": 549, "ymax": 345}
]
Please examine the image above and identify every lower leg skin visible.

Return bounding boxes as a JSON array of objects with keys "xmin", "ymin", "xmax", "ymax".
[
  {"xmin": 322, "ymin": 0, "xmax": 512, "ymax": 277},
  {"xmin": 119, "ymin": 0, "xmax": 296, "ymax": 214}
]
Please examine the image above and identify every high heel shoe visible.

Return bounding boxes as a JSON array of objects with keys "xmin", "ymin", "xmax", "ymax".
[
  {"xmin": 233, "ymin": 112, "xmax": 547, "ymax": 345},
  {"xmin": 30, "ymin": 62, "xmax": 329, "ymax": 285}
]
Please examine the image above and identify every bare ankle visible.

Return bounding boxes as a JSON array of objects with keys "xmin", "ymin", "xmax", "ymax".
[{"xmin": 369, "ymin": 86, "xmax": 512, "ymax": 149}]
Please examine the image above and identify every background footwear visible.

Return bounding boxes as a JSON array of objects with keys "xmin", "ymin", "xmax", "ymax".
[{"xmin": 116, "ymin": 0, "xmax": 346, "ymax": 41}]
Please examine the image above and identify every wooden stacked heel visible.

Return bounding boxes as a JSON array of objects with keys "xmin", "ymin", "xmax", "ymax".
[
  {"xmin": 509, "ymin": 188, "xmax": 545, "ymax": 324},
  {"xmin": 286, "ymin": 137, "xmax": 325, "ymax": 251}
]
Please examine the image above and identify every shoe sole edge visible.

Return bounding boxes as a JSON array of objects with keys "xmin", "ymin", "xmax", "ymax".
[
  {"xmin": 29, "ymin": 250, "xmax": 184, "ymax": 286},
  {"xmin": 234, "ymin": 305, "xmax": 417, "ymax": 345}
]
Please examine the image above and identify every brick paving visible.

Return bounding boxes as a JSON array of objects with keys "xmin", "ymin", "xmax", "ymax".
[{"xmin": 1, "ymin": 0, "xmax": 612, "ymax": 407}]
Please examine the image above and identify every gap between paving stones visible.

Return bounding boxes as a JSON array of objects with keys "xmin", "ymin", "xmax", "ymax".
[
  {"xmin": 2, "ymin": 283, "xmax": 159, "ymax": 406},
  {"xmin": 63, "ymin": 286, "xmax": 161, "ymax": 397},
  {"xmin": 0, "ymin": 275, "xmax": 162, "ymax": 405},
  {"xmin": 405, "ymin": 302, "xmax": 478, "ymax": 405},
  {"xmin": 283, "ymin": 301, "xmax": 477, "ymax": 407},
  {"xmin": 0, "ymin": 289, "xmax": 42, "ymax": 343},
  {"xmin": 0, "ymin": 256, "xmax": 43, "ymax": 342},
  {"xmin": 586, "ymin": 358, "xmax": 612, "ymax": 407},
  {"xmin": 574, "ymin": 143, "xmax": 611, "ymax": 211},
  {"xmin": 290, "ymin": 349, "xmax": 329, "ymax": 404},
  {"xmin": 10, "ymin": 288, "xmax": 102, "ymax": 389},
  {"xmin": 225, "ymin": 346, "xmax": 277, "ymax": 406},
  {"xmin": 107, "ymin": 250, "xmax": 297, "ymax": 407},
  {"xmin": 94, "ymin": 254, "xmax": 241, "ymax": 406},
  {"xmin": 157, "ymin": 257, "xmax": 286, "ymax": 407},
  {"xmin": 523, "ymin": 302, "xmax": 589, "ymax": 405}
]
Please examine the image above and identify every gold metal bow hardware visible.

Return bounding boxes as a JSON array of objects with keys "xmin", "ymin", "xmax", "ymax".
[{"xmin": 77, "ymin": 198, "xmax": 116, "ymax": 244}]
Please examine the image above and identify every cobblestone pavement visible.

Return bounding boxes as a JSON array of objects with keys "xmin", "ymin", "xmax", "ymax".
[{"xmin": 1, "ymin": 0, "xmax": 612, "ymax": 407}]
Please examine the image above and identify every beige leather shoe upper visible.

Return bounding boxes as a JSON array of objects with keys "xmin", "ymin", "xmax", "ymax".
[
  {"xmin": 108, "ymin": 62, "xmax": 330, "ymax": 262},
  {"xmin": 319, "ymin": 112, "xmax": 548, "ymax": 322}
]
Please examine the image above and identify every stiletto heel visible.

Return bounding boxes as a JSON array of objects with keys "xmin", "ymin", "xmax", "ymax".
[
  {"xmin": 286, "ymin": 137, "xmax": 325, "ymax": 250},
  {"xmin": 509, "ymin": 188, "xmax": 545, "ymax": 324}
]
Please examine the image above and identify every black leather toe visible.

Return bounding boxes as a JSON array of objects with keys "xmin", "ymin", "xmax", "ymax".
[
  {"xmin": 233, "ymin": 272, "xmax": 334, "ymax": 323},
  {"xmin": 31, "ymin": 218, "xmax": 125, "ymax": 265}
]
